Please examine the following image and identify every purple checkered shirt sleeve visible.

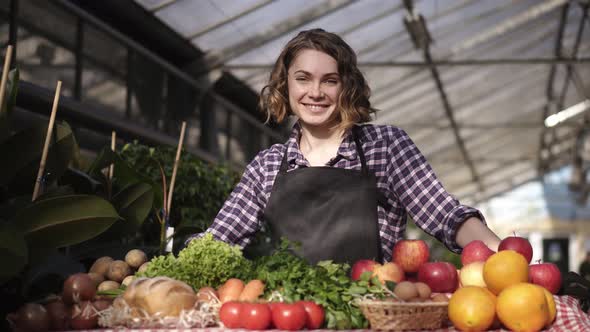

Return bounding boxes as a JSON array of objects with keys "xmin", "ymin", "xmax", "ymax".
[
  {"xmin": 184, "ymin": 151, "xmax": 267, "ymax": 248},
  {"xmin": 385, "ymin": 128, "xmax": 485, "ymax": 253}
]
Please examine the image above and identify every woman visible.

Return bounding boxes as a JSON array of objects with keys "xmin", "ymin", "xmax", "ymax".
[{"xmin": 188, "ymin": 29, "xmax": 500, "ymax": 264}]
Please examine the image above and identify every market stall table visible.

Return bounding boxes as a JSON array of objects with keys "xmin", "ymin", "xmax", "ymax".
[{"xmin": 64, "ymin": 295, "xmax": 590, "ymax": 332}]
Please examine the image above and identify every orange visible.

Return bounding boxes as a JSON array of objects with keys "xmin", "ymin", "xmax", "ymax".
[
  {"xmin": 543, "ymin": 288, "xmax": 556, "ymax": 326},
  {"xmin": 496, "ymin": 283, "xmax": 549, "ymax": 332},
  {"xmin": 448, "ymin": 286, "xmax": 496, "ymax": 331},
  {"xmin": 483, "ymin": 250, "xmax": 529, "ymax": 295}
]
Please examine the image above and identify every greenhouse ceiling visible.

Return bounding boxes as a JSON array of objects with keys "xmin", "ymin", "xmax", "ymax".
[{"xmin": 134, "ymin": 0, "xmax": 590, "ymax": 206}]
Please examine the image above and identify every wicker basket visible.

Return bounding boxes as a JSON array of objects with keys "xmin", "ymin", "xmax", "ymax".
[{"xmin": 358, "ymin": 300, "xmax": 448, "ymax": 331}]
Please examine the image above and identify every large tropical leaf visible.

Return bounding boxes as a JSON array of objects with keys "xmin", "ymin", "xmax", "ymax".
[
  {"xmin": 0, "ymin": 121, "xmax": 75, "ymax": 195},
  {"xmin": 109, "ymin": 182, "xmax": 154, "ymax": 235},
  {"xmin": 14, "ymin": 195, "xmax": 120, "ymax": 249},
  {"xmin": 58, "ymin": 167, "xmax": 103, "ymax": 195},
  {"xmin": 0, "ymin": 68, "xmax": 19, "ymax": 142},
  {"xmin": 0, "ymin": 227, "xmax": 28, "ymax": 283}
]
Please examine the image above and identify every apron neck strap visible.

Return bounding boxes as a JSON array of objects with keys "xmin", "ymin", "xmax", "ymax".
[
  {"xmin": 280, "ymin": 145, "xmax": 290, "ymax": 173},
  {"xmin": 352, "ymin": 125, "xmax": 369, "ymax": 176},
  {"xmin": 279, "ymin": 125, "xmax": 369, "ymax": 174}
]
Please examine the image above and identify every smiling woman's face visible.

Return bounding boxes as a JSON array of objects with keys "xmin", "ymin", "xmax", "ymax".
[{"xmin": 287, "ymin": 49, "xmax": 342, "ymax": 130}]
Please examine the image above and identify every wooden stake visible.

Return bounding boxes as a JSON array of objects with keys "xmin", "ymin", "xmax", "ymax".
[
  {"xmin": 108, "ymin": 131, "xmax": 116, "ymax": 181},
  {"xmin": 166, "ymin": 121, "xmax": 186, "ymax": 215},
  {"xmin": 0, "ymin": 45, "xmax": 14, "ymax": 114},
  {"xmin": 32, "ymin": 81, "xmax": 62, "ymax": 201}
]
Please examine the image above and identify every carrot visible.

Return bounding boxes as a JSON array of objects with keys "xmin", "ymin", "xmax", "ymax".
[
  {"xmin": 218, "ymin": 278, "xmax": 244, "ymax": 303},
  {"xmin": 238, "ymin": 279, "xmax": 265, "ymax": 302}
]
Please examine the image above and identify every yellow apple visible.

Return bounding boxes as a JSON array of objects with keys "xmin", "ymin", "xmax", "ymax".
[
  {"xmin": 459, "ymin": 262, "xmax": 487, "ymax": 287},
  {"xmin": 372, "ymin": 262, "xmax": 405, "ymax": 284}
]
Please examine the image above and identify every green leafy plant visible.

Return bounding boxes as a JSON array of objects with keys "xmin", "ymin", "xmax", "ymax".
[
  {"xmin": 118, "ymin": 141, "xmax": 239, "ymax": 248},
  {"xmin": 0, "ymin": 71, "xmax": 154, "ymax": 301}
]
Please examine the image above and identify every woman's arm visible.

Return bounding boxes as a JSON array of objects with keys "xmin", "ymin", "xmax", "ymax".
[{"xmin": 455, "ymin": 217, "xmax": 501, "ymax": 251}]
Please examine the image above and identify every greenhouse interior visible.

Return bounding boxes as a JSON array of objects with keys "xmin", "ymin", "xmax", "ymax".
[{"xmin": 1, "ymin": 0, "xmax": 590, "ymax": 331}]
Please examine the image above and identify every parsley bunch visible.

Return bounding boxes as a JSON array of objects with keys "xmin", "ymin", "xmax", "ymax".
[{"xmin": 251, "ymin": 243, "xmax": 387, "ymax": 329}]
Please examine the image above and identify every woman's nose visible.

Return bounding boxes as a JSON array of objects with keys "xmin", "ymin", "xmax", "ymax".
[{"xmin": 308, "ymin": 82, "xmax": 323, "ymax": 98}]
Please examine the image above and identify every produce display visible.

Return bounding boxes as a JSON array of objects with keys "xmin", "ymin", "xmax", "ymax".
[{"xmin": 6, "ymin": 235, "xmax": 571, "ymax": 332}]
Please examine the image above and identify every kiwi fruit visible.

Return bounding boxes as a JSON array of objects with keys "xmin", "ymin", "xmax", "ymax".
[{"xmin": 393, "ymin": 281, "xmax": 418, "ymax": 301}]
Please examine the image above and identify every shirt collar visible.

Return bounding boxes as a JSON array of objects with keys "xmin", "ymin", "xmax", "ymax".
[{"xmin": 285, "ymin": 121, "xmax": 359, "ymax": 167}]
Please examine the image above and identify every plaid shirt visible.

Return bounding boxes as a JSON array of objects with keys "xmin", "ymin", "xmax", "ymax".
[{"xmin": 188, "ymin": 123, "xmax": 485, "ymax": 262}]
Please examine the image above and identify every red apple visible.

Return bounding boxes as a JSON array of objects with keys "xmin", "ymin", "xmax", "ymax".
[
  {"xmin": 529, "ymin": 262, "xmax": 562, "ymax": 294},
  {"xmin": 417, "ymin": 262, "xmax": 459, "ymax": 293},
  {"xmin": 351, "ymin": 259, "xmax": 378, "ymax": 281},
  {"xmin": 372, "ymin": 262, "xmax": 405, "ymax": 284},
  {"xmin": 498, "ymin": 236, "xmax": 533, "ymax": 263},
  {"xmin": 392, "ymin": 239, "xmax": 430, "ymax": 273},
  {"xmin": 461, "ymin": 240, "xmax": 495, "ymax": 265}
]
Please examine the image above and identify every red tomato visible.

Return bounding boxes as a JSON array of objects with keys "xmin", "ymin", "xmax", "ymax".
[
  {"xmin": 297, "ymin": 300, "xmax": 325, "ymax": 329},
  {"xmin": 239, "ymin": 303, "xmax": 272, "ymax": 330},
  {"xmin": 219, "ymin": 301, "xmax": 242, "ymax": 328},
  {"xmin": 271, "ymin": 302, "xmax": 307, "ymax": 331}
]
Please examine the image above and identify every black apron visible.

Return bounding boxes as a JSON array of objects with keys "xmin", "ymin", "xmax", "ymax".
[{"xmin": 261, "ymin": 126, "xmax": 382, "ymax": 265}]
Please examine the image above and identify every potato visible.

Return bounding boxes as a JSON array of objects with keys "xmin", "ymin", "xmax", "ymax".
[
  {"xmin": 125, "ymin": 249, "xmax": 147, "ymax": 269},
  {"xmin": 122, "ymin": 276, "xmax": 135, "ymax": 287},
  {"xmin": 106, "ymin": 260, "xmax": 131, "ymax": 282},
  {"xmin": 87, "ymin": 272, "xmax": 105, "ymax": 288},
  {"xmin": 97, "ymin": 280, "xmax": 120, "ymax": 292},
  {"xmin": 89, "ymin": 257, "xmax": 113, "ymax": 277}
]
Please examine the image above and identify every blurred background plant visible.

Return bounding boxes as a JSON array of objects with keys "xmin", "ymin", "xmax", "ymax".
[{"xmin": 117, "ymin": 141, "xmax": 240, "ymax": 252}]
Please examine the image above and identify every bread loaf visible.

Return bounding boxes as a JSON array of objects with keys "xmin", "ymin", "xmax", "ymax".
[{"xmin": 121, "ymin": 277, "xmax": 196, "ymax": 317}]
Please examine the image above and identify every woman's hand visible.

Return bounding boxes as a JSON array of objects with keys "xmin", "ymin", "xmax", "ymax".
[{"xmin": 456, "ymin": 217, "xmax": 501, "ymax": 251}]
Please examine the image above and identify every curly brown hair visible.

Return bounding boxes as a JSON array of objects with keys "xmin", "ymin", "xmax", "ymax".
[{"xmin": 259, "ymin": 28, "xmax": 374, "ymax": 132}]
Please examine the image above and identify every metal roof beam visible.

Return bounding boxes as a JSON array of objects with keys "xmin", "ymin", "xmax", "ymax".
[
  {"xmin": 454, "ymin": 130, "xmax": 576, "ymax": 192},
  {"xmin": 186, "ymin": 0, "xmax": 275, "ymax": 40},
  {"xmin": 397, "ymin": 122, "xmax": 556, "ymax": 130},
  {"xmin": 538, "ymin": 1, "xmax": 588, "ymax": 173},
  {"xmin": 376, "ymin": 64, "xmax": 546, "ymax": 117},
  {"xmin": 144, "ymin": 0, "xmax": 177, "ymax": 12},
  {"xmin": 356, "ymin": 0, "xmax": 476, "ymax": 58},
  {"xmin": 451, "ymin": 0, "xmax": 569, "ymax": 54},
  {"xmin": 467, "ymin": 147, "xmax": 573, "ymax": 205},
  {"xmin": 199, "ymin": 0, "xmax": 358, "ymax": 74},
  {"xmin": 571, "ymin": 68, "xmax": 590, "ymax": 99},
  {"xmin": 421, "ymin": 45, "xmax": 482, "ymax": 189},
  {"xmin": 376, "ymin": 65, "xmax": 546, "ymax": 126},
  {"xmin": 459, "ymin": 146, "xmax": 572, "ymax": 204},
  {"xmin": 223, "ymin": 57, "xmax": 590, "ymax": 70}
]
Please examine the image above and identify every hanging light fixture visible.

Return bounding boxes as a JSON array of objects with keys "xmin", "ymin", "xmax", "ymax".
[
  {"xmin": 545, "ymin": 99, "xmax": 590, "ymax": 127},
  {"xmin": 402, "ymin": 0, "xmax": 432, "ymax": 50}
]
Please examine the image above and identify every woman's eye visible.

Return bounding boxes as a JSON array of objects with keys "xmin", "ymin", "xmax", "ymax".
[
  {"xmin": 295, "ymin": 77, "xmax": 308, "ymax": 81},
  {"xmin": 325, "ymin": 79, "xmax": 338, "ymax": 84}
]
